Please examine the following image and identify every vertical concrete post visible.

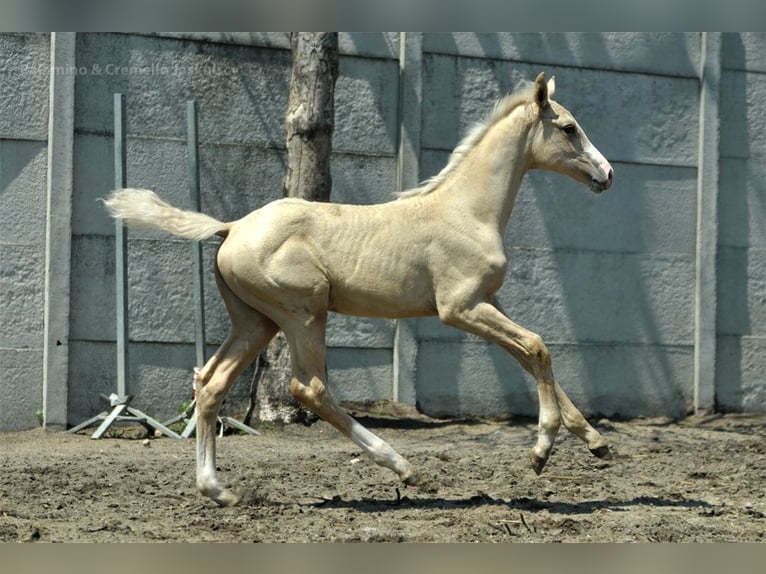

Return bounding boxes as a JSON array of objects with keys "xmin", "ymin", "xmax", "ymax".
[
  {"xmin": 694, "ymin": 32, "xmax": 721, "ymax": 414},
  {"xmin": 393, "ymin": 32, "xmax": 422, "ymax": 405},
  {"xmin": 42, "ymin": 32, "xmax": 76, "ymax": 428},
  {"xmin": 186, "ymin": 100, "xmax": 207, "ymax": 368}
]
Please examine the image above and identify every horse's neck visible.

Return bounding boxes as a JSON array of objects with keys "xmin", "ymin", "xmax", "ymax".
[{"xmin": 436, "ymin": 117, "xmax": 531, "ymax": 234}]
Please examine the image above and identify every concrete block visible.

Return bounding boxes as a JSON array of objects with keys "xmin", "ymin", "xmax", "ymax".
[
  {"xmin": 339, "ymin": 33, "xmax": 398, "ymax": 59},
  {"xmin": 720, "ymin": 70, "xmax": 766, "ymax": 159},
  {"xmin": 327, "ymin": 315, "xmax": 395, "ymax": 348},
  {"xmin": 718, "ymin": 158, "xmax": 766, "ymax": 249},
  {"xmin": 327, "ymin": 348, "xmax": 393, "ymax": 402},
  {"xmin": 424, "ymin": 33, "xmax": 700, "ymax": 77},
  {"xmin": 0, "ymin": 33, "xmax": 50, "ymax": 140},
  {"xmin": 716, "ymin": 335, "xmax": 766, "ymax": 413},
  {"xmin": 0, "ymin": 243, "xmax": 44, "ymax": 349},
  {"xmin": 415, "ymin": 340, "xmax": 693, "ymax": 419},
  {"xmin": 0, "ymin": 348, "xmax": 43, "ymax": 431},
  {"xmin": 0, "ymin": 140, "xmax": 48, "ymax": 245},
  {"xmin": 421, "ymin": 54, "xmax": 699, "ymax": 167},
  {"xmin": 717, "ymin": 246, "xmax": 766, "ymax": 337},
  {"xmin": 334, "ymin": 56, "xmax": 399, "ymax": 155},
  {"xmin": 69, "ymin": 235, "xmax": 117, "ymax": 341},
  {"xmin": 722, "ymin": 33, "xmax": 766, "ymax": 73},
  {"xmin": 331, "ymin": 154, "xmax": 398, "ymax": 205},
  {"xmin": 127, "ymin": 239, "xmax": 198, "ymax": 343}
]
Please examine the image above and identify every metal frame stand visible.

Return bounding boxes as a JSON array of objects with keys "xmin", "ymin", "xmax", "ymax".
[
  {"xmin": 164, "ymin": 399, "xmax": 261, "ymax": 439},
  {"xmin": 161, "ymin": 100, "xmax": 260, "ymax": 439},
  {"xmin": 69, "ymin": 93, "xmax": 180, "ymax": 440}
]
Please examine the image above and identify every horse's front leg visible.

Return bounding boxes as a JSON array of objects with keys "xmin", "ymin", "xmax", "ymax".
[{"xmin": 439, "ymin": 297, "xmax": 609, "ymax": 473}]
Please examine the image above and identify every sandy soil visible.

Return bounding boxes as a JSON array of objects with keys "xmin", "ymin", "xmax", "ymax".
[{"xmin": 1, "ymin": 401, "xmax": 764, "ymax": 542}]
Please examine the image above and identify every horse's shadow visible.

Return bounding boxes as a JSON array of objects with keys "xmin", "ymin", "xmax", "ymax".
[{"xmin": 304, "ymin": 492, "xmax": 712, "ymax": 515}]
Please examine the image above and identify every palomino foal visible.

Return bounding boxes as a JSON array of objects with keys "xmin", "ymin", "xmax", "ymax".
[{"xmin": 105, "ymin": 73, "xmax": 614, "ymax": 506}]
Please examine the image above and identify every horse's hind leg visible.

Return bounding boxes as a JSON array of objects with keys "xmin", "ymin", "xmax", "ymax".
[
  {"xmin": 194, "ymin": 269, "xmax": 279, "ymax": 506},
  {"xmin": 283, "ymin": 315, "xmax": 421, "ymax": 485}
]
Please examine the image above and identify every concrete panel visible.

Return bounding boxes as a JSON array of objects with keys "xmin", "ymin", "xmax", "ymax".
[
  {"xmin": 0, "ymin": 33, "xmax": 50, "ymax": 140},
  {"xmin": 720, "ymin": 70, "xmax": 766, "ymax": 159},
  {"xmin": 417, "ymin": 250, "xmax": 695, "ymax": 346},
  {"xmin": 0, "ymin": 140, "xmax": 47, "ymax": 245},
  {"xmin": 69, "ymin": 235, "xmax": 116, "ymax": 341},
  {"xmin": 331, "ymin": 153, "xmax": 398, "ymax": 205},
  {"xmin": 327, "ymin": 315, "xmax": 394, "ymax": 349},
  {"xmin": 74, "ymin": 33, "xmax": 291, "ymax": 145},
  {"xmin": 716, "ymin": 335, "xmax": 766, "ymax": 413},
  {"xmin": 422, "ymin": 55, "xmax": 699, "ymax": 167},
  {"xmin": 334, "ymin": 56, "xmax": 399, "ymax": 155},
  {"xmin": 718, "ymin": 158, "xmax": 766, "ymax": 250},
  {"xmin": 70, "ymin": 236, "xmax": 201, "ymax": 343},
  {"xmin": 327, "ymin": 348, "xmax": 393, "ymax": 403},
  {"xmin": 416, "ymin": 340, "xmax": 693, "ymax": 419},
  {"xmin": 0, "ymin": 243, "xmax": 44, "ymax": 349},
  {"xmin": 0, "ymin": 348, "xmax": 43, "ymax": 431},
  {"xmin": 424, "ymin": 33, "xmax": 700, "ymax": 77},
  {"xmin": 722, "ymin": 33, "xmax": 766, "ymax": 73},
  {"xmin": 717, "ymin": 246, "xmax": 766, "ymax": 337}
]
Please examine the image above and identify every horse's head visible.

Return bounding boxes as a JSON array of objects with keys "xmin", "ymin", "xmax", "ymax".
[{"xmin": 528, "ymin": 72, "xmax": 613, "ymax": 193}]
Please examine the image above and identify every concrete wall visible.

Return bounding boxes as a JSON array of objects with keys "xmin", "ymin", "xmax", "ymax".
[
  {"xmin": 1, "ymin": 32, "xmax": 764, "ymax": 431},
  {"xmin": 0, "ymin": 33, "xmax": 49, "ymax": 431},
  {"xmin": 716, "ymin": 33, "xmax": 766, "ymax": 412}
]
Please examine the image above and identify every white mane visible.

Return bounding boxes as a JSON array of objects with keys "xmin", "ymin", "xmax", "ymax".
[{"xmin": 396, "ymin": 87, "xmax": 533, "ymax": 199}]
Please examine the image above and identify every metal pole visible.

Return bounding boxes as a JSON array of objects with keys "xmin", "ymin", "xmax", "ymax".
[
  {"xmin": 187, "ymin": 100, "xmax": 207, "ymax": 368},
  {"xmin": 114, "ymin": 93, "xmax": 129, "ymax": 399}
]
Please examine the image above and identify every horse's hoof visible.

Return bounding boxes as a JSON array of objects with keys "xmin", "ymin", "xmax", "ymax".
[
  {"xmin": 402, "ymin": 471, "xmax": 426, "ymax": 487},
  {"xmin": 530, "ymin": 452, "xmax": 548, "ymax": 475},
  {"xmin": 589, "ymin": 444, "xmax": 611, "ymax": 460},
  {"xmin": 213, "ymin": 489, "xmax": 241, "ymax": 507}
]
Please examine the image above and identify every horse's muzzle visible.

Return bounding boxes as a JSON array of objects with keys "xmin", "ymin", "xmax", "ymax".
[{"xmin": 590, "ymin": 167, "xmax": 613, "ymax": 193}]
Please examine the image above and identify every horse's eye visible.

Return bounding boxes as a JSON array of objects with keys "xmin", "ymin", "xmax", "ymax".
[{"xmin": 562, "ymin": 124, "xmax": 577, "ymax": 135}]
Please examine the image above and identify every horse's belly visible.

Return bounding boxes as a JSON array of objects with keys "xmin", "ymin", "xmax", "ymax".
[{"xmin": 328, "ymin": 281, "xmax": 435, "ymax": 319}]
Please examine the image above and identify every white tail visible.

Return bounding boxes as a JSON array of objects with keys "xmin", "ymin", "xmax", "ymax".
[{"xmin": 103, "ymin": 188, "xmax": 229, "ymax": 241}]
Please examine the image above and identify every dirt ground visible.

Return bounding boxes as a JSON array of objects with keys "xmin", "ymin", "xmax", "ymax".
[{"xmin": 1, "ymin": 401, "xmax": 765, "ymax": 543}]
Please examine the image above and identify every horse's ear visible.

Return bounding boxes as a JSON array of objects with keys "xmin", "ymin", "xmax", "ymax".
[
  {"xmin": 534, "ymin": 72, "xmax": 549, "ymax": 113},
  {"xmin": 547, "ymin": 75, "xmax": 556, "ymax": 100}
]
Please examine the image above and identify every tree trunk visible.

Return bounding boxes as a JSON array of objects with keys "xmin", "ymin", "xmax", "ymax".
[{"xmin": 244, "ymin": 32, "xmax": 339, "ymax": 426}]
